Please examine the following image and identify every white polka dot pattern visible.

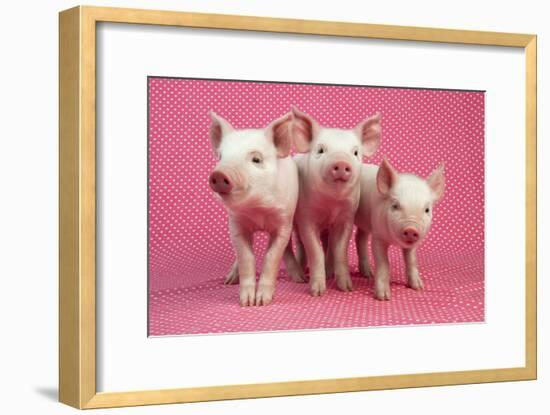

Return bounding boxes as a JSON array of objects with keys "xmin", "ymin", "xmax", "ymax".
[{"xmin": 148, "ymin": 78, "xmax": 484, "ymax": 336}]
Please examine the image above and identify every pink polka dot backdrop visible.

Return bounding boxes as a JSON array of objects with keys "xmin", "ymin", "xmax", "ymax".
[{"xmin": 148, "ymin": 77, "xmax": 485, "ymax": 336}]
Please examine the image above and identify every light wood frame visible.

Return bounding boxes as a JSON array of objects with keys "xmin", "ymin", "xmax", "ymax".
[{"xmin": 59, "ymin": 5, "xmax": 537, "ymax": 409}]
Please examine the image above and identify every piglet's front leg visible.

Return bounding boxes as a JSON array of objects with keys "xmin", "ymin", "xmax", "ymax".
[
  {"xmin": 372, "ymin": 236, "xmax": 391, "ymax": 300},
  {"xmin": 230, "ymin": 226, "xmax": 256, "ymax": 307},
  {"xmin": 403, "ymin": 247, "xmax": 424, "ymax": 290},
  {"xmin": 256, "ymin": 226, "xmax": 292, "ymax": 306}
]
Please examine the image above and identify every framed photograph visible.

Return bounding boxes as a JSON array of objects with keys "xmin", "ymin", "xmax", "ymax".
[{"xmin": 59, "ymin": 5, "xmax": 537, "ymax": 409}]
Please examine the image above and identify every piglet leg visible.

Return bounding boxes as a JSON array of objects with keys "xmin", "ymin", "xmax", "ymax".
[
  {"xmin": 295, "ymin": 232, "xmax": 307, "ymax": 272},
  {"xmin": 355, "ymin": 229, "xmax": 373, "ymax": 278},
  {"xmin": 230, "ymin": 227, "xmax": 256, "ymax": 306},
  {"xmin": 322, "ymin": 230, "xmax": 334, "ymax": 278},
  {"xmin": 283, "ymin": 242, "xmax": 306, "ymax": 283},
  {"xmin": 331, "ymin": 222, "xmax": 354, "ymax": 292},
  {"xmin": 299, "ymin": 222, "xmax": 327, "ymax": 296},
  {"xmin": 372, "ymin": 236, "xmax": 391, "ymax": 300},
  {"xmin": 403, "ymin": 247, "xmax": 424, "ymax": 290},
  {"xmin": 224, "ymin": 260, "xmax": 239, "ymax": 285},
  {"xmin": 256, "ymin": 227, "xmax": 293, "ymax": 305}
]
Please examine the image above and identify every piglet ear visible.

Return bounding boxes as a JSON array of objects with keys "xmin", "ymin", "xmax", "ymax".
[
  {"xmin": 266, "ymin": 112, "xmax": 293, "ymax": 158},
  {"xmin": 377, "ymin": 158, "xmax": 398, "ymax": 195},
  {"xmin": 291, "ymin": 106, "xmax": 318, "ymax": 153},
  {"xmin": 427, "ymin": 162, "xmax": 445, "ymax": 201},
  {"xmin": 209, "ymin": 112, "xmax": 233, "ymax": 158},
  {"xmin": 355, "ymin": 113, "xmax": 381, "ymax": 157}
]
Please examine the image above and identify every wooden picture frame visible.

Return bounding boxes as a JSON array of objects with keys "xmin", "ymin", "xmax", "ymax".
[{"xmin": 59, "ymin": 5, "xmax": 537, "ymax": 409}]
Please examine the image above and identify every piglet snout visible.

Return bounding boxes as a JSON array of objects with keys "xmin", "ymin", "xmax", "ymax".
[
  {"xmin": 209, "ymin": 170, "xmax": 234, "ymax": 194},
  {"xmin": 401, "ymin": 227, "xmax": 420, "ymax": 244},
  {"xmin": 330, "ymin": 160, "xmax": 353, "ymax": 182}
]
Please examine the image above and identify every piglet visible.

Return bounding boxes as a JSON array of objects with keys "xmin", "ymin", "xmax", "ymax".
[
  {"xmin": 355, "ymin": 159, "xmax": 445, "ymax": 300},
  {"xmin": 291, "ymin": 107, "xmax": 381, "ymax": 296},
  {"xmin": 208, "ymin": 112, "xmax": 303, "ymax": 306}
]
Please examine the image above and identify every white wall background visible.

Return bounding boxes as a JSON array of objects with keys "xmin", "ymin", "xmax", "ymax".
[{"xmin": 0, "ymin": 1, "xmax": 546, "ymax": 414}]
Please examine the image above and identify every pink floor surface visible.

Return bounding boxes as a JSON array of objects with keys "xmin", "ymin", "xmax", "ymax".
[
  {"xmin": 148, "ymin": 78, "xmax": 485, "ymax": 336},
  {"xmin": 149, "ymin": 249, "xmax": 484, "ymax": 336}
]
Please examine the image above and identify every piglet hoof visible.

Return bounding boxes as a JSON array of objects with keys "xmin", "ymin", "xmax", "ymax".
[
  {"xmin": 407, "ymin": 276, "xmax": 424, "ymax": 291},
  {"xmin": 239, "ymin": 284, "xmax": 256, "ymax": 307},
  {"xmin": 310, "ymin": 279, "xmax": 326, "ymax": 297},
  {"xmin": 359, "ymin": 263, "xmax": 373, "ymax": 279},
  {"xmin": 287, "ymin": 266, "xmax": 307, "ymax": 283},
  {"xmin": 224, "ymin": 269, "xmax": 239, "ymax": 285},
  {"xmin": 336, "ymin": 275, "xmax": 354, "ymax": 292},
  {"xmin": 255, "ymin": 283, "xmax": 275, "ymax": 306},
  {"xmin": 374, "ymin": 283, "xmax": 391, "ymax": 301}
]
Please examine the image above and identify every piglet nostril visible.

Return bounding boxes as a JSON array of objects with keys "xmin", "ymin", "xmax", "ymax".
[{"xmin": 345, "ymin": 167, "xmax": 350, "ymax": 172}]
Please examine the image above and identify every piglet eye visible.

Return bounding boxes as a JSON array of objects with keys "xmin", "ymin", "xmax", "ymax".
[
  {"xmin": 353, "ymin": 150, "xmax": 359, "ymax": 157},
  {"xmin": 425, "ymin": 207, "xmax": 430, "ymax": 214},
  {"xmin": 391, "ymin": 202, "xmax": 400, "ymax": 210},
  {"xmin": 318, "ymin": 147, "xmax": 324, "ymax": 154},
  {"xmin": 252, "ymin": 156, "xmax": 262, "ymax": 164}
]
